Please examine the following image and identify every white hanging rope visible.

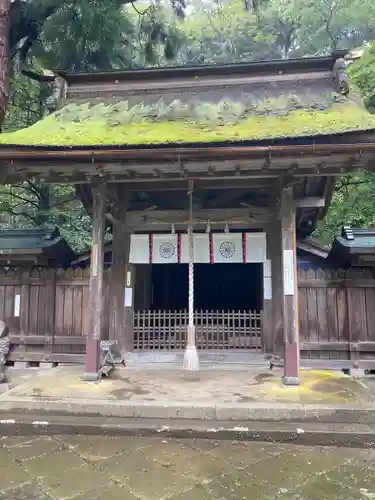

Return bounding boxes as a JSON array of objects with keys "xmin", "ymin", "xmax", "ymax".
[
  {"xmin": 183, "ymin": 180, "xmax": 199, "ymax": 370},
  {"xmin": 188, "ymin": 186, "xmax": 194, "ymax": 329}
]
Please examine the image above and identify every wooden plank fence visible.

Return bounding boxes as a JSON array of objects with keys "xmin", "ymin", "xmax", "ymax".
[
  {"xmin": 0, "ymin": 267, "xmax": 374, "ymax": 365},
  {"xmin": 298, "ymin": 268, "xmax": 375, "ymax": 362}
]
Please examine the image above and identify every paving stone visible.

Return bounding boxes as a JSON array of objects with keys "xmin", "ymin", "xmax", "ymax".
[
  {"xmin": 43, "ymin": 464, "xmax": 110, "ymax": 499},
  {"xmin": 23, "ymin": 449, "xmax": 85, "ymax": 478},
  {"xmin": 71, "ymin": 485, "xmax": 138, "ymax": 500},
  {"xmin": 58, "ymin": 435, "xmax": 138, "ymax": 462},
  {"xmin": 0, "ymin": 464, "xmax": 31, "ymax": 492},
  {"xmin": 326, "ymin": 460, "xmax": 375, "ymax": 493},
  {"xmin": 246, "ymin": 445, "xmax": 357, "ymax": 490},
  {"xmin": 170, "ymin": 484, "xmax": 224, "ymax": 500},
  {"xmin": 7, "ymin": 437, "xmax": 62, "ymax": 461},
  {"xmin": 141, "ymin": 439, "xmax": 231, "ymax": 479},
  {"xmin": 0, "ymin": 447, "xmax": 12, "ymax": 467},
  {"xmin": 0, "ymin": 483, "xmax": 53, "ymax": 500},
  {"xmin": 125, "ymin": 464, "xmax": 196, "ymax": 500},
  {"xmin": 288, "ymin": 475, "xmax": 355, "ymax": 500},
  {"xmin": 213, "ymin": 470, "xmax": 275, "ymax": 499},
  {"xmin": 97, "ymin": 449, "xmax": 162, "ymax": 482},
  {"xmin": 1, "ymin": 437, "xmax": 37, "ymax": 449},
  {"xmin": 207, "ymin": 440, "xmax": 290, "ymax": 469}
]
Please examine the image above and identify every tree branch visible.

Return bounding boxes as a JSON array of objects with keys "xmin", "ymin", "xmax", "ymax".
[{"xmin": 8, "ymin": 192, "xmax": 39, "ymax": 207}]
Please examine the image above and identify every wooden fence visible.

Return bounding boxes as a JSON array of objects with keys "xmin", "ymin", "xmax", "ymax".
[
  {"xmin": 133, "ymin": 309, "xmax": 262, "ymax": 350},
  {"xmin": 0, "ymin": 267, "xmax": 374, "ymax": 366},
  {"xmin": 298, "ymin": 268, "xmax": 375, "ymax": 364}
]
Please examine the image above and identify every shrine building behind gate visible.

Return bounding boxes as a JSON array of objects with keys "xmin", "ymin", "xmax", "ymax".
[{"xmin": 1, "ymin": 51, "xmax": 375, "ymax": 382}]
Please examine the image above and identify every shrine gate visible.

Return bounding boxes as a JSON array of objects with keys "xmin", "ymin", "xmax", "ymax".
[{"xmin": 1, "ymin": 50, "xmax": 375, "ymax": 384}]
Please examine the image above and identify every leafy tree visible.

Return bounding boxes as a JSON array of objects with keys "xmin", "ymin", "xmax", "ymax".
[
  {"xmin": 0, "ymin": 0, "xmax": 185, "ymax": 252},
  {"xmin": 349, "ymin": 42, "xmax": 375, "ymax": 113}
]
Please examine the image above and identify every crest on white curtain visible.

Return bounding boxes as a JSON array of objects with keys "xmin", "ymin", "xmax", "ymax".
[
  {"xmin": 152, "ymin": 234, "xmax": 178, "ymax": 264},
  {"xmin": 212, "ymin": 233, "xmax": 243, "ymax": 263}
]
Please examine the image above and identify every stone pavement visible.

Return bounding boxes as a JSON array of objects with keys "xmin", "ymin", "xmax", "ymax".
[
  {"xmin": 1, "ymin": 366, "xmax": 375, "ymax": 430},
  {"xmin": 3, "ymin": 365, "xmax": 371, "ymax": 405},
  {"xmin": 1, "ymin": 435, "xmax": 375, "ymax": 499}
]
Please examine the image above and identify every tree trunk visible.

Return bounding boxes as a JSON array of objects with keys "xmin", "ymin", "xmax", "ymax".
[{"xmin": 0, "ymin": 0, "xmax": 10, "ymax": 127}]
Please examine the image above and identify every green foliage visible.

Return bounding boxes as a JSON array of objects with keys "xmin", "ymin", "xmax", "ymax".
[
  {"xmin": 349, "ymin": 43, "xmax": 375, "ymax": 113},
  {"xmin": 0, "ymin": 182, "xmax": 92, "ymax": 252},
  {"xmin": 315, "ymin": 43, "xmax": 375, "ymax": 243},
  {"xmin": 3, "ymin": 71, "xmax": 49, "ymax": 132},
  {"xmin": 315, "ymin": 173, "xmax": 375, "ymax": 243},
  {"xmin": 178, "ymin": 0, "xmax": 375, "ymax": 64}
]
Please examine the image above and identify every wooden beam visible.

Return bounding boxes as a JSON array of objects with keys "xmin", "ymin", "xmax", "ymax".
[
  {"xmin": 125, "ymin": 208, "xmax": 272, "ymax": 230},
  {"xmin": 127, "ymin": 207, "xmax": 271, "ymax": 221},
  {"xmin": 84, "ymin": 179, "xmax": 106, "ymax": 381},
  {"xmin": 295, "ymin": 197, "xmax": 325, "ymax": 208}
]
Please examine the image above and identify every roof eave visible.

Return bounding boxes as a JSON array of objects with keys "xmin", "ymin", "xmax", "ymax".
[{"xmin": 1, "ymin": 140, "xmax": 375, "ymax": 162}]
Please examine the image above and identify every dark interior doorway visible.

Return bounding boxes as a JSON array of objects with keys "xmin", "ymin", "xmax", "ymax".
[{"xmin": 150, "ymin": 263, "xmax": 263, "ymax": 311}]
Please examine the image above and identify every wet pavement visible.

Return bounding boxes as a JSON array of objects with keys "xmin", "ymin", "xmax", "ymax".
[
  {"xmin": 3, "ymin": 365, "xmax": 372, "ymax": 406},
  {"xmin": 1, "ymin": 436, "xmax": 375, "ymax": 499}
]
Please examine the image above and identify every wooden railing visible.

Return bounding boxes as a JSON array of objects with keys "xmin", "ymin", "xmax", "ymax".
[{"xmin": 133, "ymin": 309, "xmax": 262, "ymax": 350}]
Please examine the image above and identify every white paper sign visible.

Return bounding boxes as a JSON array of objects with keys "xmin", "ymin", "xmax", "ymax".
[
  {"xmin": 263, "ymin": 276, "xmax": 272, "ymax": 300},
  {"xmin": 180, "ymin": 233, "xmax": 210, "ymax": 263},
  {"xmin": 125, "ymin": 287, "xmax": 133, "ymax": 307},
  {"xmin": 152, "ymin": 234, "xmax": 178, "ymax": 264},
  {"xmin": 263, "ymin": 259, "xmax": 272, "ymax": 278},
  {"xmin": 14, "ymin": 294, "xmax": 20, "ymax": 317},
  {"xmin": 283, "ymin": 249, "xmax": 295, "ymax": 295},
  {"xmin": 130, "ymin": 234, "xmax": 150, "ymax": 264}
]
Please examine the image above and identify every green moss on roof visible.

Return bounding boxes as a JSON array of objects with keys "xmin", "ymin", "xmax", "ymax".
[{"xmin": 0, "ymin": 97, "xmax": 374, "ymax": 147}]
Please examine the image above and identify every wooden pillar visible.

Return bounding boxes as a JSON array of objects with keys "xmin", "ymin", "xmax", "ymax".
[
  {"xmin": 262, "ymin": 229, "xmax": 273, "ymax": 353},
  {"xmin": 280, "ymin": 185, "xmax": 300, "ymax": 385},
  {"xmin": 109, "ymin": 187, "xmax": 132, "ymax": 353},
  {"xmin": 269, "ymin": 221, "xmax": 283, "ymax": 356},
  {"xmin": 124, "ymin": 264, "xmax": 135, "ymax": 351},
  {"xmin": 84, "ymin": 180, "xmax": 106, "ymax": 381}
]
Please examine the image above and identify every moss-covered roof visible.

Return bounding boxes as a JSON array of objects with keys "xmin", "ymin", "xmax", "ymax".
[
  {"xmin": 1, "ymin": 58, "xmax": 375, "ymax": 147},
  {"xmin": 1, "ymin": 97, "xmax": 374, "ymax": 147}
]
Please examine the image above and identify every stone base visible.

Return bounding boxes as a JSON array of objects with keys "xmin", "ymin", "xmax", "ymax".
[
  {"xmin": 39, "ymin": 362, "xmax": 55, "ymax": 370},
  {"xmin": 0, "ymin": 382, "xmax": 11, "ymax": 394},
  {"xmin": 82, "ymin": 372, "xmax": 101, "ymax": 382},
  {"xmin": 283, "ymin": 376, "xmax": 300, "ymax": 386},
  {"xmin": 349, "ymin": 368, "xmax": 366, "ymax": 379},
  {"xmin": 14, "ymin": 362, "xmax": 31, "ymax": 369}
]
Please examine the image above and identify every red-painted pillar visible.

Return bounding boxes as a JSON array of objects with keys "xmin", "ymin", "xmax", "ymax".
[
  {"xmin": 84, "ymin": 179, "xmax": 106, "ymax": 381},
  {"xmin": 280, "ymin": 185, "xmax": 300, "ymax": 386}
]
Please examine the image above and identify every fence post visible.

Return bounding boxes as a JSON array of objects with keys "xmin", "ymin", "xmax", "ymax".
[
  {"xmin": 19, "ymin": 269, "xmax": 30, "ymax": 363},
  {"xmin": 43, "ymin": 268, "xmax": 56, "ymax": 363}
]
